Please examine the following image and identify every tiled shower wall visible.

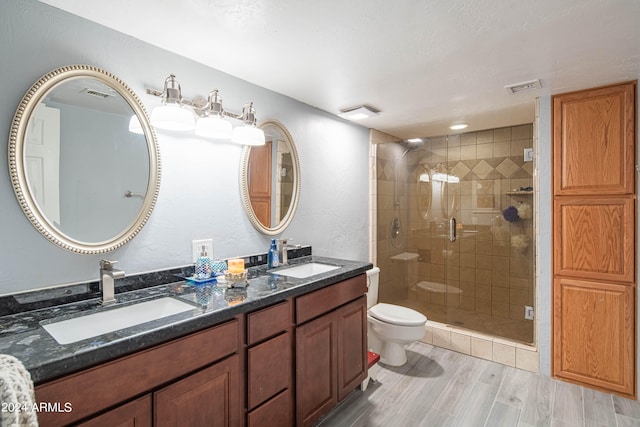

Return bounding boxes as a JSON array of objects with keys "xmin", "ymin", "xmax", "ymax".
[{"xmin": 375, "ymin": 124, "xmax": 535, "ymax": 345}]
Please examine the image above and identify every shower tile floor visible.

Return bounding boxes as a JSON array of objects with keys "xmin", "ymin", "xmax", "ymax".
[
  {"xmin": 316, "ymin": 342, "xmax": 640, "ymax": 427},
  {"xmin": 391, "ymin": 298, "xmax": 534, "ymax": 344}
]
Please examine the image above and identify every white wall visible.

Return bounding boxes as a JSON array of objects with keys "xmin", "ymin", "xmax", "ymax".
[
  {"xmin": 537, "ymin": 96, "xmax": 552, "ymax": 376},
  {"xmin": 0, "ymin": 0, "xmax": 370, "ymax": 295}
]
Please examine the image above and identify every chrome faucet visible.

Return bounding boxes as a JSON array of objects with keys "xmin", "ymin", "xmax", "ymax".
[
  {"xmin": 99, "ymin": 260, "xmax": 125, "ymax": 306},
  {"xmin": 278, "ymin": 239, "xmax": 296, "ymax": 266}
]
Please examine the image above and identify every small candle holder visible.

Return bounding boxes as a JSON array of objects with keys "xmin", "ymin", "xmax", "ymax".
[{"xmin": 224, "ymin": 269, "xmax": 248, "ymax": 288}]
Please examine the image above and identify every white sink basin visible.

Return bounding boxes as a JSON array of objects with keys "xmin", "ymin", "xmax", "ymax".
[
  {"xmin": 275, "ymin": 262, "xmax": 340, "ymax": 278},
  {"xmin": 42, "ymin": 297, "xmax": 195, "ymax": 345}
]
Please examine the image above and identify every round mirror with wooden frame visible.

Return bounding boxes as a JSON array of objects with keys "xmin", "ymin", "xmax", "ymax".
[
  {"xmin": 8, "ymin": 64, "xmax": 161, "ymax": 254},
  {"xmin": 240, "ymin": 120, "xmax": 300, "ymax": 235}
]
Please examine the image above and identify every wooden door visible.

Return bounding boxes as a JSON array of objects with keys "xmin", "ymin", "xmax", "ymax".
[
  {"xmin": 154, "ymin": 355, "xmax": 241, "ymax": 427},
  {"xmin": 552, "ymin": 80, "xmax": 637, "ymax": 398},
  {"xmin": 296, "ymin": 312, "xmax": 337, "ymax": 427},
  {"xmin": 553, "ymin": 82, "xmax": 635, "ymax": 195},
  {"xmin": 248, "ymin": 141, "xmax": 272, "ymax": 226},
  {"xmin": 25, "ymin": 103, "xmax": 61, "ymax": 223},
  {"xmin": 554, "ymin": 278, "xmax": 635, "ymax": 395},
  {"xmin": 337, "ymin": 296, "xmax": 368, "ymax": 401}
]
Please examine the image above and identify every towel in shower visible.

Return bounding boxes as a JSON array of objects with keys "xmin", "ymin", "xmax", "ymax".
[{"xmin": 0, "ymin": 355, "xmax": 38, "ymax": 427}]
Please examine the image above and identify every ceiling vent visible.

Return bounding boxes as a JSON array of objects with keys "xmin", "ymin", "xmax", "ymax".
[
  {"xmin": 338, "ymin": 105, "xmax": 380, "ymax": 120},
  {"xmin": 81, "ymin": 88, "xmax": 114, "ymax": 99},
  {"xmin": 504, "ymin": 79, "xmax": 541, "ymax": 94}
]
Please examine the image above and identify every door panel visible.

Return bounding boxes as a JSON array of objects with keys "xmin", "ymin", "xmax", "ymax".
[
  {"xmin": 553, "ymin": 278, "xmax": 635, "ymax": 395},
  {"xmin": 154, "ymin": 355, "xmax": 241, "ymax": 427},
  {"xmin": 337, "ymin": 296, "xmax": 367, "ymax": 401},
  {"xmin": 296, "ymin": 313, "xmax": 337, "ymax": 427},
  {"xmin": 553, "ymin": 82, "xmax": 635, "ymax": 195},
  {"xmin": 554, "ymin": 196, "xmax": 635, "ymax": 282}
]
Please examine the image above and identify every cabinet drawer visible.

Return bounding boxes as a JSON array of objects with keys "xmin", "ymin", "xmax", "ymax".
[
  {"xmin": 296, "ymin": 274, "xmax": 367, "ymax": 324},
  {"xmin": 247, "ymin": 300, "xmax": 291, "ymax": 345},
  {"xmin": 248, "ymin": 389, "xmax": 293, "ymax": 427},
  {"xmin": 36, "ymin": 319, "xmax": 239, "ymax": 426},
  {"xmin": 248, "ymin": 332, "xmax": 292, "ymax": 410}
]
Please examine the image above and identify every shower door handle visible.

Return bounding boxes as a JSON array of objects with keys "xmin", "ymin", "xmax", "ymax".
[{"xmin": 449, "ymin": 218, "xmax": 457, "ymax": 242}]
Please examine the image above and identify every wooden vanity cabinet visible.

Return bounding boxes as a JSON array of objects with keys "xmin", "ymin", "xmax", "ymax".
[
  {"xmin": 295, "ymin": 274, "xmax": 368, "ymax": 427},
  {"xmin": 36, "ymin": 319, "xmax": 242, "ymax": 427},
  {"xmin": 34, "ymin": 271, "xmax": 368, "ymax": 427}
]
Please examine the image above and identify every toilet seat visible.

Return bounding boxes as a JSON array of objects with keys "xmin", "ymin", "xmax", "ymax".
[{"xmin": 369, "ymin": 303, "xmax": 426, "ymax": 326}]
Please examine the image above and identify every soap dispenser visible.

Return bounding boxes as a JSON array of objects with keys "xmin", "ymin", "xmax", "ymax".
[
  {"xmin": 195, "ymin": 245, "xmax": 212, "ymax": 280},
  {"xmin": 267, "ymin": 238, "xmax": 279, "ymax": 268}
]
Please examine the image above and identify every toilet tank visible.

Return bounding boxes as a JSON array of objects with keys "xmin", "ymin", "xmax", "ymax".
[{"xmin": 366, "ymin": 267, "xmax": 380, "ymax": 309}]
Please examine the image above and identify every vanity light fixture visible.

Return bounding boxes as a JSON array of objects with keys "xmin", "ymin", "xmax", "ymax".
[
  {"xmin": 338, "ymin": 105, "xmax": 380, "ymax": 121},
  {"xmin": 449, "ymin": 123, "xmax": 468, "ymax": 130},
  {"xmin": 231, "ymin": 103, "xmax": 265, "ymax": 146},
  {"xmin": 432, "ymin": 172, "xmax": 460, "ymax": 183},
  {"xmin": 149, "ymin": 75, "xmax": 196, "ymax": 131},
  {"xmin": 406, "ymin": 138, "xmax": 423, "ymax": 143},
  {"xmin": 194, "ymin": 90, "xmax": 233, "ymax": 139},
  {"xmin": 144, "ymin": 74, "xmax": 265, "ymax": 145}
]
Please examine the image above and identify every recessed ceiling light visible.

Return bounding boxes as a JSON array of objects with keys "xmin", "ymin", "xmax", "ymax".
[
  {"xmin": 406, "ymin": 138, "xmax": 423, "ymax": 143},
  {"xmin": 449, "ymin": 123, "xmax": 468, "ymax": 130},
  {"xmin": 338, "ymin": 105, "xmax": 380, "ymax": 121}
]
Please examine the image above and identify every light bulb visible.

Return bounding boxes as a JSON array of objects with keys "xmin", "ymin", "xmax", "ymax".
[
  {"xmin": 232, "ymin": 125, "xmax": 265, "ymax": 146},
  {"xmin": 195, "ymin": 115, "xmax": 233, "ymax": 139},
  {"xmin": 150, "ymin": 104, "xmax": 195, "ymax": 131}
]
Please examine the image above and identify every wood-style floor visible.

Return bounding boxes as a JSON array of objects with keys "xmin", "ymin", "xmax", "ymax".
[{"xmin": 316, "ymin": 342, "xmax": 640, "ymax": 427}]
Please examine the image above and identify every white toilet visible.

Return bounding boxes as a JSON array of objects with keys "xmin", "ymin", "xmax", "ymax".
[{"xmin": 366, "ymin": 267, "xmax": 427, "ymax": 366}]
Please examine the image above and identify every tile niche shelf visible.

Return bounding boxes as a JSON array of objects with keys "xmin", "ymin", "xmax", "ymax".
[{"xmin": 505, "ymin": 190, "xmax": 534, "ymax": 196}]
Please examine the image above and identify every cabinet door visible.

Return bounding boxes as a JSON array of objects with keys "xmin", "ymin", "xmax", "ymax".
[
  {"xmin": 337, "ymin": 296, "xmax": 367, "ymax": 401},
  {"xmin": 553, "ymin": 81, "xmax": 636, "ymax": 195},
  {"xmin": 553, "ymin": 196, "xmax": 635, "ymax": 282},
  {"xmin": 553, "ymin": 278, "xmax": 635, "ymax": 395},
  {"xmin": 154, "ymin": 355, "xmax": 241, "ymax": 427},
  {"xmin": 78, "ymin": 394, "xmax": 151, "ymax": 427},
  {"xmin": 296, "ymin": 312, "xmax": 337, "ymax": 427}
]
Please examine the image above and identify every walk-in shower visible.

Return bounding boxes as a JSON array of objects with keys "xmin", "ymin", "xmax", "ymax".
[{"xmin": 376, "ymin": 124, "xmax": 535, "ymax": 344}]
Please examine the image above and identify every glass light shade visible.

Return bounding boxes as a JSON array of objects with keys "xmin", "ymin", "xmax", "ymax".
[
  {"xmin": 128, "ymin": 114, "xmax": 144, "ymax": 134},
  {"xmin": 195, "ymin": 115, "xmax": 233, "ymax": 139},
  {"xmin": 432, "ymin": 172, "xmax": 460, "ymax": 183},
  {"xmin": 150, "ymin": 104, "xmax": 195, "ymax": 131},
  {"xmin": 232, "ymin": 125, "xmax": 266, "ymax": 146}
]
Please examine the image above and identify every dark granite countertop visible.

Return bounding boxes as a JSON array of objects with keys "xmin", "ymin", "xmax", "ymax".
[{"xmin": 0, "ymin": 256, "xmax": 372, "ymax": 385}]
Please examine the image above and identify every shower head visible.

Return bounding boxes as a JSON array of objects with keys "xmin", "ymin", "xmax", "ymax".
[{"xmin": 398, "ymin": 138, "xmax": 428, "ymax": 158}]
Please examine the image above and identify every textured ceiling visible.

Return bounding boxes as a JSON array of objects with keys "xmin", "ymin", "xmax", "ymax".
[{"xmin": 37, "ymin": 0, "xmax": 640, "ymax": 139}]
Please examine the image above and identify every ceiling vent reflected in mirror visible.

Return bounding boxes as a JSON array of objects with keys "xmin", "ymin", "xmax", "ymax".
[{"xmin": 504, "ymin": 79, "xmax": 542, "ymax": 94}]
